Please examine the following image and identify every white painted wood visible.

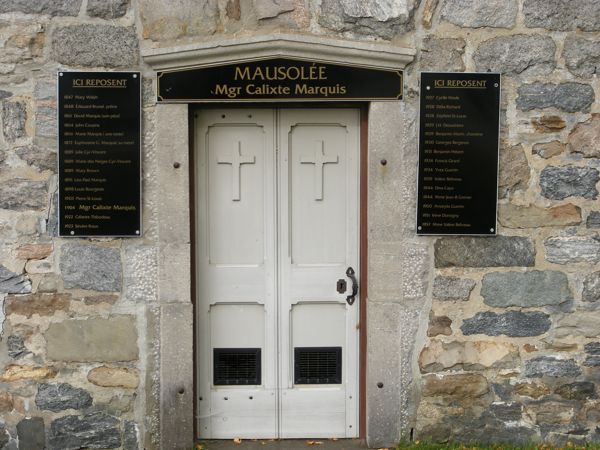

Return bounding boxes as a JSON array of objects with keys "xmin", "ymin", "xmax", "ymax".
[{"xmin": 196, "ymin": 108, "xmax": 359, "ymax": 439}]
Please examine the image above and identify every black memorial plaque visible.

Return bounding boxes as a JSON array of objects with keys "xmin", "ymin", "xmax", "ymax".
[
  {"xmin": 157, "ymin": 57, "xmax": 403, "ymax": 102},
  {"xmin": 58, "ymin": 71, "xmax": 141, "ymax": 237},
  {"xmin": 417, "ymin": 72, "xmax": 500, "ymax": 235}
]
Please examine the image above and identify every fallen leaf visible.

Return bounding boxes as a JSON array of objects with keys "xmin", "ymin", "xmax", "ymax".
[
  {"xmin": 233, "ymin": 437, "xmax": 242, "ymax": 445},
  {"xmin": 195, "ymin": 445, "xmax": 205, "ymax": 450},
  {"xmin": 306, "ymin": 441, "xmax": 323, "ymax": 446}
]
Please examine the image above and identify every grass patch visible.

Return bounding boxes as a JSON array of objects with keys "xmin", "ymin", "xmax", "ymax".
[{"xmin": 396, "ymin": 443, "xmax": 600, "ymax": 450}]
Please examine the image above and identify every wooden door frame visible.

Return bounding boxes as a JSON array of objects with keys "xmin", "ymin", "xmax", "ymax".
[{"xmin": 190, "ymin": 103, "xmax": 369, "ymax": 441}]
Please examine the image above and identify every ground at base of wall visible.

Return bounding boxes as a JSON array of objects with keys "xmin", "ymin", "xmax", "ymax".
[
  {"xmin": 397, "ymin": 443, "xmax": 600, "ymax": 450},
  {"xmin": 197, "ymin": 438, "xmax": 366, "ymax": 449}
]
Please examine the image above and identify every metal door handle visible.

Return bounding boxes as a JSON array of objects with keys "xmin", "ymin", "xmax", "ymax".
[{"xmin": 346, "ymin": 266, "xmax": 358, "ymax": 305}]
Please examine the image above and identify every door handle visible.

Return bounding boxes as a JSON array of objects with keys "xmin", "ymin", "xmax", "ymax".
[{"xmin": 345, "ymin": 267, "xmax": 358, "ymax": 305}]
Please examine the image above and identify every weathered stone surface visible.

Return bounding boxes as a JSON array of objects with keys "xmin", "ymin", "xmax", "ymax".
[
  {"xmin": 87, "ymin": 0, "xmax": 128, "ymax": 18},
  {"xmin": 0, "ymin": 391, "xmax": 13, "ymax": 413},
  {"xmin": 46, "ymin": 316, "xmax": 138, "ymax": 362},
  {"xmin": 16, "ymin": 243, "xmax": 53, "ymax": 260},
  {"xmin": 481, "ymin": 270, "xmax": 570, "ymax": 307},
  {"xmin": 5, "ymin": 292, "xmax": 70, "ymax": 317},
  {"xmin": 544, "ymin": 235, "xmax": 600, "ymax": 264},
  {"xmin": 587, "ymin": 211, "xmax": 600, "ymax": 229},
  {"xmin": 563, "ymin": 36, "xmax": 600, "ymax": 78},
  {"xmin": 531, "ymin": 115, "xmax": 566, "ymax": 133},
  {"xmin": 474, "ymin": 34, "xmax": 555, "ymax": 75},
  {"xmin": 515, "ymin": 382, "xmax": 551, "ymax": 399},
  {"xmin": 490, "ymin": 402, "xmax": 522, "ymax": 422},
  {"xmin": 17, "ymin": 417, "xmax": 45, "ymax": 450},
  {"xmin": 88, "ymin": 366, "xmax": 139, "ymax": 389},
  {"xmin": 498, "ymin": 203, "xmax": 581, "ymax": 228},
  {"xmin": 52, "ymin": 25, "xmax": 138, "ymax": 67},
  {"xmin": 0, "ymin": 264, "xmax": 31, "ymax": 294},
  {"xmin": 2, "ymin": 100, "xmax": 26, "ymax": 141},
  {"xmin": 427, "ymin": 313, "xmax": 452, "ymax": 337},
  {"xmin": 61, "ymin": 244, "xmax": 122, "ymax": 291},
  {"xmin": 7, "ymin": 335, "xmax": 28, "ymax": 359},
  {"xmin": 461, "ymin": 311, "xmax": 551, "ymax": 337},
  {"xmin": 529, "ymin": 401, "xmax": 575, "ymax": 425},
  {"xmin": 420, "ymin": 36, "xmax": 465, "ymax": 72},
  {"xmin": 254, "ymin": 0, "xmax": 294, "ymax": 19},
  {"xmin": 432, "ymin": 276, "xmax": 475, "ymax": 301},
  {"xmin": 48, "ymin": 412, "xmax": 121, "ymax": 449},
  {"xmin": 523, "ymin": 0, "xmax": 600, "ymax": 31},
  {"xmin": 318, "ymin": 0, "xmax": 418, "ymax": 39},
  {"xmin": 0, "ymin": 424, "xmax": 8, "ymax": 448},
  {"xmin": 523, "ymin": 356, "xmax": 581, "ymax": 378},
  {"xmin": 440, "ymin": 0, "xmax": 516, "ymax": 28},
  {"xmin": 26, "ymin": 257, "xmax": 53, "ymax": 274},
  {"xmin": 435, "ymin": 236, "xmax": 535, "ymax": 268},
  {"xmin": 422, "ymin": 373, "xmax": 489, "ymax": 398},
  {"xmin": 540, "ymin": 166, "xmax": 599, "ymax": 200},
  {"xmin": 0, "ymin": 0, "xmax": 81, "ymax": 15},
  {"xmin": 419, "ymin": 340, "xmax": 519, "ymax": 372},
  {"xmin": 123, "ymin": 420, "xmax": 138, "ymax": 450},
  {"xmin": 0, "ymin": 89, "xmax": 12, "ymax": 99},
  {"xmin": 422, "ymin": 0, "xmax": 438, "ymax": 28},
  {"xmin": 36, "ymin": 383, "xmax": 93, "ymax": 412},
  {"xmin": 498, "ymin": 143, "xmax": 530, "ymax": 198},
  {"xmin": 0, "ymin": 364, "xmax": 56, "ymax": 382},
  {"xmin": 555, "ymin": 382, "xmax": 596, "ymax": 400},
  {"xmin": 0, "ymin": 179, "xmax": 47, "ymax": 211},
  {"xmin": 554, "ymin": 310, "xmax": 600, "ymax": 338},
  {"xmin": 569, "ymin": 114, "xmax": 600, "ymax": 158},
  {"xmin": 517, "ymin": 83, "xmax": 595, "ymax": 113},
  {"xmin": 140, "ymin": 0, "xmax": 218, "ymax": 40},
  {"xmin": 15, "ymin": 145, "xmax": 57, "ymax": 173},
  {"xmin": 532, "ymin": 141, "xmax": 565, "ymax": 159},
  {"xmin": 582, "ymin": 272, "xmax": 600, "ymax": 302},
  {"xmin": 585, "ymin": 342, "xmax": 600, "ymax": 366}
]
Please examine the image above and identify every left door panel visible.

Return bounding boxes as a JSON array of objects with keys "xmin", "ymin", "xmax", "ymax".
[{"xmin": 196, "ymin": 110, "xmax": 277, "ymax": 438}]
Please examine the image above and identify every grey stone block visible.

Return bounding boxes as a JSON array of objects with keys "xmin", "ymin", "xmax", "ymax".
[
  {"xmin": 46, "ymin": 316, "xmax": 138, "ymax": 362},
  {"xmin": 523, "ymin": 0, "xmax": 600, "ymax": 31},
  {"xmin": 554, "ymin": 381, "xmax": 596, "ymax": 400},
  {"xmin": 474, "ymin": 34, "xmax": 555, "ymax": 75},
  {"xmin": 2, "ymin": 100, "xmax": 26, "ymax": 142},
  {"xmin": 87, "ymin": 0, "xmax": 129, "ymax": 18},
  {"xmin": 36, "ymin": 383, "xmax": 93, "ymax": 412},
  {"xmin": 432, "ymin": 276, "xmax": 475, "ymax": 301},
  {"xmin": 52, "ymin": 25, "xmax": 138, "ymax": 67},
  {"xmin": 420, "ymin": 36, "xmax": 465, "ymax": 72},
  {"xmin": 0, "ymin": 265, "xmax": 31, "ymax": 294},
  {"xmin": 0, "ymin": 89, "xmax": 12, "ymax": 99},
  {"xmin": 563, "ymin": 36, "xmax": 600, "ymax": 78},
  {"xmin": 15, "ymin": 145, "xmax": 57, "ymax": 173},
  {"xmin": 517, "ymin": 83, "xmax": 595, "ymax": 113},
  {"xmin": 48, "ymin": 412, "xmax": 121, "ymax": 449},
  {"xmin": 461, "ymin": 311, "xmax": 551, "ymax": 337},
  {"xmin": 540, "ymin": 166, "xmax": 599, "ymax": 200},
  {"xmin": 523, "ymin": 356, "xmax": 582, "ymax": 378},
  {"xmin": 123, "ymin": 420, "xmax": 138, "ymax": 450},
  {"xmin": 544, "ymin": 235, "xmax": 600, "ymax": 264},
  {"xmin": 255, "ymin": 0, "xmax": 294, "ymax": 19},
  {"xmin": 0, "ymin": 179, "xmax": 47, "ymax": 211},
  {"xmin": 490, "ymin": 402, "xmax": 522, "ymax": 422},
  {"xmin": 585, "ymin": 342, "xmax": 600, "ymax": 355},
  {"xmin": 435, "ymin": 236, "xmax": 535, "ymax": 268},
  {"xmin": 441, "ymin": 0, "xmax": 517, "ymax": 28},
  {"xmin": 17, "ymin": 417, "xmax": 45, "ymax": 450},
  {"xmin": 0, "ymin": 0, "xmax": 81, "ymax": 15},
  {"xmin": 318, "ymin": 0, "xmax": 418, "ymax": 39},
  {"xmin": 60, "ymin": 244, "xmax": 122, "ymax": 291},
  {"xmin": 481, "ymin": 270, "xmax": 570, "ymax": 307},
  {"xmin": 583, "ymin": 272, "xmax": 600, "ymax": 302},
  {"xmin": 498, "ymin": 143, "xmax": 530, "ymax": 198},
  {"xmin": 7, "ymin": 335, "xmax": 28, "ymax": 359}
]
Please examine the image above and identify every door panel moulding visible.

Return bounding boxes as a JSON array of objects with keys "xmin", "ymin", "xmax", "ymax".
[{"xmin": 142, "ymin": 33, "xmax": 415, "ymax": 72}]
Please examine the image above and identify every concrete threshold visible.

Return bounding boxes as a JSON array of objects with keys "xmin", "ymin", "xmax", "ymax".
[{"xmin": 198, "ymin": 438, "xmax": 375, "ymax": 450}]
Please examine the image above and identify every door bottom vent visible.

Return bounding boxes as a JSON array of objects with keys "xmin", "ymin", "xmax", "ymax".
[
  {"xmin": 294, "ymin": 347, "xmax": 342, "ymax": 384},
  {"xmin": 213, "ymin": 348, "xmax": 261, "ymax": 385}
]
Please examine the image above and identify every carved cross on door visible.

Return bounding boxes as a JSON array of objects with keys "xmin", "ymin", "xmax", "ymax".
[
  {"xmin": 217, "ymin": 141, "xmax": 255, "ymax": 201},
  {"xmin": 300, "ymin": 140, "xmax": 339, "ymax": 200}
]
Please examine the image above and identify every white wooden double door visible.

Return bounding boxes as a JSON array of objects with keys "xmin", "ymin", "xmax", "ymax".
[{"xmin": 196, "ymin": 108, "xmax": 360, "ymax": 439}]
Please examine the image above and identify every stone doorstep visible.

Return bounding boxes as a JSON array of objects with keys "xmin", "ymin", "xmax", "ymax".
[{"xmin": 198, "ymin": 439, "xmax": 367, "ymax": 450}]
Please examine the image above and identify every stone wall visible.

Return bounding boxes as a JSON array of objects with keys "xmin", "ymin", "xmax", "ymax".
[{"xmin": 0, "ymin": 0, "xmax": 598, "ymax": 448}]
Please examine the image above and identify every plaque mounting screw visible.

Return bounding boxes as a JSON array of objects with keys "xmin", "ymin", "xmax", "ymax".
[
  {"xmin": 380, "ymin": 159, "xmax": 387, "ymax": 166},
  {"xmin": 59, "ymin": 72, "xmax": 63, "ymax": 77},
  {"xmin": 135, "ymin": 230, "xmax": 140, "ymax": 235},
  {"xmin": 417, "ymin": 226, "xmax": 422, "ymax": 231},
  {"xmin": 133, "ymin": 74, "xmax": 137, "ymax": 78},
  {"xmin": 173, "ymin": 162, "xmax": 181, "ymax": 169},
  {"xmin": 70, "ymin": 231, "xmax": 74, "ymax": 235},
  {"xmin": 490, "ymin": 228, "xmax": 495, "ymax": 233},
  {"xmin": 494, "ymin": 83, "xmax": 498, "ymax": 88},
  {"xmin": 426, "ymin": 86, "xmax": 431, "ymax": 90}
]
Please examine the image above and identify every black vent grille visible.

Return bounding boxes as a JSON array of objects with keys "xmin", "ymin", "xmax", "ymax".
[
  {"xmin": 213, "ymin": 348, "xmax": 261, "ymax": 385},
  {"xmin": 294, "ymin": 347, "xmax": 342, "ymax": 384}
]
